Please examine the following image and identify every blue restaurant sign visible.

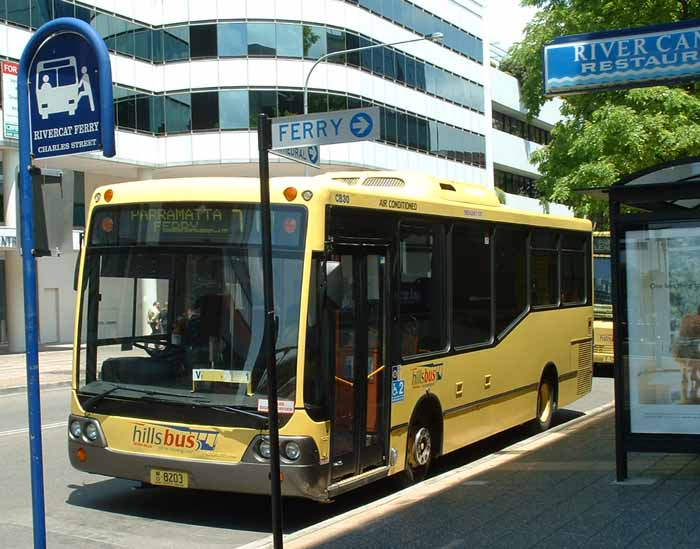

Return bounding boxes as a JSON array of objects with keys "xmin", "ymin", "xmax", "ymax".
[{"xmin": 544, "ymin": 19, "xmax": 700, "ymax": 96}]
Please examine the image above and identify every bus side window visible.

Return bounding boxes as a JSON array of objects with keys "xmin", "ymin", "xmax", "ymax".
[
  {"xmin": 453, "ymin": 223, "xmax": 492, "ymax": 347},
  {"xmin": 399, "ymin": 223, "xmax": 446, "ymax": 357}
]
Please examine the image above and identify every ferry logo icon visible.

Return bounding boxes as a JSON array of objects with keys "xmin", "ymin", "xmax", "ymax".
[{"xmin": 35, "ymin": 56, "xmax": 94, "ymax": 119}]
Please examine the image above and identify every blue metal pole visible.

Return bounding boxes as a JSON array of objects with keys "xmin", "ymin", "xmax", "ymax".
[
  {"xmin": 17, "ymin": 45, "xmax": 46, "ymax": 549},
  {"xmin": 17, "ymin": 18, "xmax": 115, "ymax": 548}
]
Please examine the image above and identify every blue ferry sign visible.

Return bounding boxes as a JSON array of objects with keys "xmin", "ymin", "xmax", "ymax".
[
  {"xmin": 544, "ymin": 20, "xmax": 700, "ymax": 96},
  {"xmin": 271, "ymin": 107, "xmax": 380, "ymax": 150},
  {"xmin": 28, "ymin": 30, "xmax": 112, "ymax": 158}
]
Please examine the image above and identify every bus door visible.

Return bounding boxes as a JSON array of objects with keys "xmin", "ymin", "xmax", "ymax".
[{"xmin": 326, "ymin": 247, "xmax": 389, "ymax": 482}]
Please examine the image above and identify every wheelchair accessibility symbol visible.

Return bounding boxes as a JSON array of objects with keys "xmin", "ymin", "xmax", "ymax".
[{"xmin": 392, "ymin": 380, "xmax": 405, "ymax": 403}]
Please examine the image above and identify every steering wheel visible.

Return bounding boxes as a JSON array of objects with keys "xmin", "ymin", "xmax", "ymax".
[{"xmin": 131, "ymin": 337, "xmax": 179, "ymax": 358}]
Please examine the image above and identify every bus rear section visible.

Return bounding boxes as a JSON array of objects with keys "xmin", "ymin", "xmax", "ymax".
[
  {"xmin": 593, "ymin": 232, "xmax": 614, "ymax": 370},
  {"xmin": 68, "ymin": 188, "xmax": 333, "ymax": 500}
]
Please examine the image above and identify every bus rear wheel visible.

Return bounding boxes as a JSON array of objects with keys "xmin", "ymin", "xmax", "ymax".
[{"xmin": 534, "ymin": 376, "xmax": 556, "ymax": 432}]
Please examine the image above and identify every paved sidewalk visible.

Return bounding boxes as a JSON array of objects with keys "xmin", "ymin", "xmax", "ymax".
[
  {"xmin": 0, "ymin": 346, "xmax": 73, "ymax": 392},
  {"xmin": 286, "ymin": 409, "xmax": 700, "ymax": 549}
]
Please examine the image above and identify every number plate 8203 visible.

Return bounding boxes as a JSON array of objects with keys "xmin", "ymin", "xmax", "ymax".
[{"xmin": 150, "ymin": 468, "xmax": 189, "ymax": 488}]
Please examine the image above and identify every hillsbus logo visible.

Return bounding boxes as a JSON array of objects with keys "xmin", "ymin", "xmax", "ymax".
[
  {"xmin": 131, "ymin": 422, "xmax": 220, "ymax": 452},
  {"xmin": 411, "ymin": 363, "xmax": 444, "ymax": 387}
]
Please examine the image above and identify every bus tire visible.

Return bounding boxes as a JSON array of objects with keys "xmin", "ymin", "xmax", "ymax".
[
  {"xmin": 398, "ymin": 419, "xmax": 433, "ymax": 487},
  {"xmin": 533, "ymin": 372, "xmax": 557, "ymax": 433}
]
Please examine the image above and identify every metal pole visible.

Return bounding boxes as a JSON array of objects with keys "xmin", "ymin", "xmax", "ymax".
[
  {"xmin": 258, "ymin": 113, "xmax": 284, "ymax": 548},
  {"xmin": 610, "ymin": 197, "xmax": 628, "ymax": 482},
  {"xmin": 18, "ymin": 54, "xmax": 47, "ymax": 549}
]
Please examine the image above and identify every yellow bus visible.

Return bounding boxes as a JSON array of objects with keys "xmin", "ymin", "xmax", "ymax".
[
  {"xmin": 68, "ymin": 172, "xmax": 593, "ymax": 500},
  {"xmin": 593, "ymin": 232, "xmax": 614, "ymax": 369}
]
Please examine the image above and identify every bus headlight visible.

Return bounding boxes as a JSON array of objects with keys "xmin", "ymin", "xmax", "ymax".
[
  {"xmin": 258, "ymin": 438, "xmax": 272, "ymax": 459},
  {"xmin": 84, "ymin": 423, "xmax": 99, "ymax": 442},
  {"xmin": 284, "ymin": 441, "xmax": 301, "ymax": 461},
  {"xmin": 69, "ymin": 420, "xmax": 82, "ymax": 439}
]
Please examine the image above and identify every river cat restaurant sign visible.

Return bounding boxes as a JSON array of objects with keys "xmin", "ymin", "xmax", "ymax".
[{"xmin": 544, "ymin": 20, "xmax": 700, "ymax": 96}]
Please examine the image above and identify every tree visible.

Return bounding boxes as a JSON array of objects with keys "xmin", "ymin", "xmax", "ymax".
[{"xmin": 501, "ymin": 0, "xmax": 700, "ymax": 225}]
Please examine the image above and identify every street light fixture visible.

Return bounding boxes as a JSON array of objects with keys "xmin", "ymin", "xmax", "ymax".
[
  {"xmin": 298, "ymin": 33, "xmax": 444, "ymax": 178},
  {"xmin": 303, "ymin": 32, "xmax": 444, "ymax": 116}
]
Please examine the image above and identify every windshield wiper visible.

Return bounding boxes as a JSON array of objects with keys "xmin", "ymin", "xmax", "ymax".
[
  {"xmin": 209, "ymin": 405, "xmax": 268, "ymax": 422},
  {"xmin": 80, "ymin": 383, "xmax": 207, "ymax": 411},
  {"xmin": 138, "ymin": 393, "xmax": 209, "ymax": 406},
  {"xmin": 82, "ymin": 384, "xmax": 121, "ymax": 411}
]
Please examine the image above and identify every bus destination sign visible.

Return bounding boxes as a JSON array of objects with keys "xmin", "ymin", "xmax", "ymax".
[{"xmin": 29, "ymin": 32, "xmax": 103, "ymax": 158}]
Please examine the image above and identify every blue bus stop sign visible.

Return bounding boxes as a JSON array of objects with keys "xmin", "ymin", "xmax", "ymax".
[
  {"xmin": 18, "ymin": 17, "xmax": 114, "ymax": 549},
  {"xmin": 28, "ymin": 31, "xmax": 109, "ymax": 158}
]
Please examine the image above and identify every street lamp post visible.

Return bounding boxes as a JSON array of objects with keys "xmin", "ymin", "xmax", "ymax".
[{"xmin": 301, "ymin": 32, "xmax": 443, "ymax": 174}]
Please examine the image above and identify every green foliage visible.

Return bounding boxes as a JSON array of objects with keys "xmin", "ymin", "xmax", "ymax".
[{"xmin": 502, "ymin": 0, "xmax": 700, "ymax": 225}]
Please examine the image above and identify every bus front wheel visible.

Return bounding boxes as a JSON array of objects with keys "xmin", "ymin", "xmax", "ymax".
[{"xmin": 399, "ymin": 421, "xmax": 433, "ymax": 487}]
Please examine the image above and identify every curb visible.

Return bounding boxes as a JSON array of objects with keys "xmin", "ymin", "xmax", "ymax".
[
  {"xmin": 241, "ymin": 400, "xmax": 615, "ymax": 549},
  {"xmin": 0, "ymin": 380, "xmax": 72, "ymax": 396}
]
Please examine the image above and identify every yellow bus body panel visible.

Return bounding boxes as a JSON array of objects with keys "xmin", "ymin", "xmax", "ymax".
[
  {"xmin": 594, "ymin": 320, "xmax": 614, "ymax": 364},
  {"xmin": 73, "ymin": 172, "xmax": 592, "ymax": 486}
]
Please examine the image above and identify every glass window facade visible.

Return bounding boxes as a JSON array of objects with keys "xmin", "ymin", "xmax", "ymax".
[
  {"xmin": 354, "ymin": 0, "xmax": 483, "ymax": 63},
  {"xmin": 4, "ymin": 4, "xmax": 485, "ymax": 113},
  {"xmin": 493, "ymin": 111, "xmax": 551, "ymax": 145},
  {"xmin": 494, "ymin": 170, "xmax": 540, "ymax": 199},
  {"xmin": 248, "ymin": 22, "xmax": 276, "ymax": 56},
  {"xmin": 111, "ymin": 85, "xmax": 486, "ymax": 167},
  {"xmin": 218, "ymin": 23, "xmax": 247, "ymax": 57},
  {"xmin": 219, "ymin": 90, "xmax": 249, "ymax": 130},
  {"xmin": 190, "ymin": 24, "xmax": 217, "ymax": 59},
  {"xmin": 276, "ymin": 23, "xmax": 302, "ymax": 58}
]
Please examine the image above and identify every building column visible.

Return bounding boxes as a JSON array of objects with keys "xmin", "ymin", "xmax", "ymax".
[
  {"xmin": 3, "ymin": 149, "xmax": 18, "ymax": 227},
  {"xmin": 3, "ymin": 149, "xmax": 25, "ymax": 352},
  {"xmin": 137, "ymin": 168, "xmax": 154, "ymax": 180}
]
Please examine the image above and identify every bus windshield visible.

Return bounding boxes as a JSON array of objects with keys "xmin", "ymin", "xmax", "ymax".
[{"xmin": 77, "ymin": 202, "xmax": 306, "ymax": 413}]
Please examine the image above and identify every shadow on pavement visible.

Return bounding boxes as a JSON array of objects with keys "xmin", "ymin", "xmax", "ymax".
[{"xmin": 64, "ymin": 407, "xmax": 586, "ymax": 535}]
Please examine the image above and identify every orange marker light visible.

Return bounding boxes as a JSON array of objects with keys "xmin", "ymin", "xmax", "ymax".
[
  {"xmin": 283, "ymin": 187, "xmax": 297, "ymax": 201},
  {"xmin": 104, "ymin": 189, "xmax": 114, "ymax": 202},
  {"xmin": 77, "ymin": 448, "xmax": 87, "ymax": 462}
]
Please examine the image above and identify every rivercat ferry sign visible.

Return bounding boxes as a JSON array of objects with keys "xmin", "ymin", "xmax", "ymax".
[
  {"xmin": 544, "ymin": 19, "xmax": 700, "ymax": 96},
  {"xmin": 26, "ymin": 24, "xmax": 114, "ymax": 158}
]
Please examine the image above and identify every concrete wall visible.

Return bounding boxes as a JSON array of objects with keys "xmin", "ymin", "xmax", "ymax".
[{"xmin": 2, "ymin": 148, "xmax": 84, "ymax": 351}]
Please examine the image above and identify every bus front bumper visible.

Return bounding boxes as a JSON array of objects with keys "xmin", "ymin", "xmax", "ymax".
[{"xmin": 68, "ymin": 440, "xmax": 330, "ymax": 501}]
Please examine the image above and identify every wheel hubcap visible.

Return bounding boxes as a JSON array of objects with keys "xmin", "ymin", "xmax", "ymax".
[{"xmin": 413, "ymin": 427, "xmax": 431, "ymax": 466}]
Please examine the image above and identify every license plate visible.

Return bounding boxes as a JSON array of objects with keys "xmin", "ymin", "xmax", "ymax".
[{"xmin": 150, "ymin": 468, "xmax": 189, "ymax": 488}]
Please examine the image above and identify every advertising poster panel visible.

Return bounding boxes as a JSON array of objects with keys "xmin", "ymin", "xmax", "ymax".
[
  {"xmin": 626, "ymin": 224, "xmax": 700, "ymax": 434},
  {"xmin": 2, "ymin": 60, "xmax": 19, "ymax": 139}
]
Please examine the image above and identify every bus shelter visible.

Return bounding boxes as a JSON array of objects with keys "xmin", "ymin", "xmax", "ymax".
[{"xmin": 587, "ymin": 158, "xmax": 700, "ymax": 480}]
